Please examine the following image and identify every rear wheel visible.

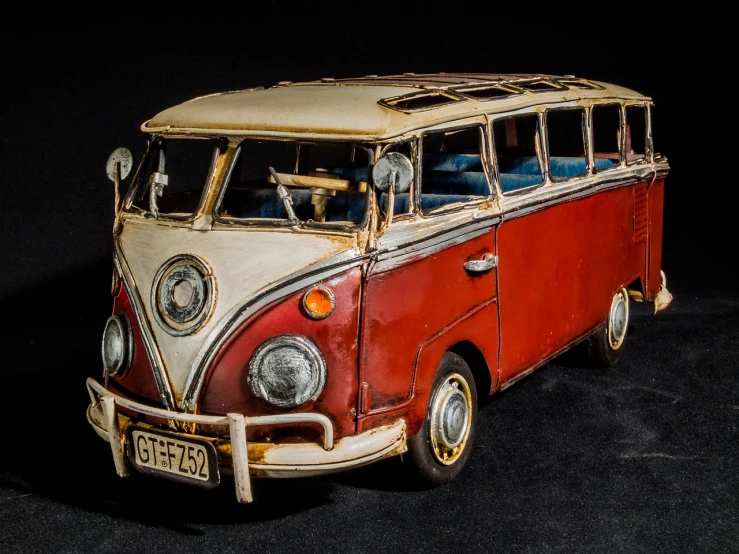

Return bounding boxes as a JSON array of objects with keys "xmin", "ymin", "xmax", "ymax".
[
  {"xmin": 587, "ymin": 288, "xmax": 630, "ymax": 366},
  {"xmin": 404, "ymin": 352, "xmax": 477, "ymax": 484}
]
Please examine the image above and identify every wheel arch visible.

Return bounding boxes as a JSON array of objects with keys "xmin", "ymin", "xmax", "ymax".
[{"xmin": 448, "ymin": 340, "xmax": 493, "ymax": 398}]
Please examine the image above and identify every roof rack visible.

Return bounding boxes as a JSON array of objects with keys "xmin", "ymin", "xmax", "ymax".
[{"xmin": 375, "ymin": 75, "xmax": 604, "ymax": 113}]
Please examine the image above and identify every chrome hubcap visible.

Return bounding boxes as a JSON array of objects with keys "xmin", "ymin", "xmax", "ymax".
[
  {"xmin": 608, "ymin": 289, "xmax": 629, "ymax": 349},
  {"xmin": 430, "ymin": 373, "xmax": 472, "ymax": 465}
]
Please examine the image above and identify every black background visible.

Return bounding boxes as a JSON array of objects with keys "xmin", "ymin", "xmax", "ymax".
[{"xmin": 1, "ymin": 5, "xmax": 736, "ymax": 553}]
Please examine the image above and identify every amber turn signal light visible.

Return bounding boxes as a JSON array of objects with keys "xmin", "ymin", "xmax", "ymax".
[{"xmin": 302, "ymin": 286, "xmax": 336, "ymax": 320}]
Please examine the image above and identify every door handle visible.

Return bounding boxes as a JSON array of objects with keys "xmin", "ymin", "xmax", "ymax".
[{"xmin": 464, "ymin": 253, "xmax": 498, "ymax": 274}]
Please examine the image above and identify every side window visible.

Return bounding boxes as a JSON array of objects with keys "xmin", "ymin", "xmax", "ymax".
[
  {"xmin": 592, "ymin": 104, "xmax": 621, "ymax": 172},
  {"xmin": 420, "ymin": 126, "xmax": 490, "ymax": 213},
  {"xmin": 546, "ymin": 107, "xmax": 588, "ymax": 181},
  {"xmin": 493, "ymin": 114, "xmax": 544, "ymax": 194},
  {"xmin": 625, "ymin": 105, "xmax": 647, "ymax": 163}
]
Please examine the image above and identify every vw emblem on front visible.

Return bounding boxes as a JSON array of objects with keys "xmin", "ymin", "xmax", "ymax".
[{"xmin": 151, "ymin": 254, "xmax": 215, "ymax": 336}]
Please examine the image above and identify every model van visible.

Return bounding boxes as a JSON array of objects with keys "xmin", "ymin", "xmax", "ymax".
[{"xmin": 88, "ymin": 73, "xmax": 672, "ymax": 502}]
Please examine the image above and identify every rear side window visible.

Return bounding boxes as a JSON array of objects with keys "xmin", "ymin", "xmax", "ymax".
[
  {"xmin": 492, "ymin": 114, "xmax": 544, "ymax": 194},
  {"xmin": 546, "ymin": 108, "xmax": 588, "ymax": 181},
  {"xmin": 420, "ymin": 126, "xmax": 490, "ymax": 214},
  {"xmin": 625, "ymin": 105, "xmax": 647, "ymax": 163},
  {"xmin": 592, "ymin": 104, "xmax": 621, "ymax": 171}
]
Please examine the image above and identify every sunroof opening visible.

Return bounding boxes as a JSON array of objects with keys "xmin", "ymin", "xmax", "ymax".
[
  {"xmin": 455, "ymin": 85, "xmax": 522, "ymax": 101},
  {"xmin": 558, "ymin": 79, "xmax": 602, "ymax": 90},
  {"xmin": 382, "ymin": 91, "xmax": 462, "ymax": 112},
  {"xmin": 516, "ymin": 80, "xmax": 562, "ymax": 92}
]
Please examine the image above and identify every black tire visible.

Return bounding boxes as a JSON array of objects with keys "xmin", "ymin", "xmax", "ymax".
[
  {"xmin": 587, "ymin": 288, "xmax": 630, "ymax": 367},
  {"xmin": 404, "ymin": 351, "xmax": 478, "ymax": 484}
]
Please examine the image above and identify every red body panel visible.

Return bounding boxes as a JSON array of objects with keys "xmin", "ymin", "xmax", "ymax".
[
  {"xmin": 357, "ymin": 227, "xmax": 499, "ymax": 435},
  {"xmin": 105, "ymin": 178, "xmax": 666, "ymax": 445},
  {"xmin": 358, "ymin": 300, "xmax": 498, "ymax": 435},
  {"xmin": 108, "ymin": 285, "xmax": 161, "ymax": 404},
  {"xmin": 496, "ymin": 183, "xmax": 648, "ymax": 382},
  {"xmin": 199, "ymin": 267, "xmax": 362, "ymax": 441},
  {"xmin": 647, "ymin": 178, "xmax": 666, "ymax": 299}
]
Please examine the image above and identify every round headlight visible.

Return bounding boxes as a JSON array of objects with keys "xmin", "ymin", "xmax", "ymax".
[
  {"xmin": 248, "ymin": 335, "xmax": 327, "ymax": 409},
  {"xmin": 101, "ymin": 312, "xmax": 133, "ymax": 377}
]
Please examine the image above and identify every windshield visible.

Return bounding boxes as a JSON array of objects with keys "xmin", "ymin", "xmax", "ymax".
[
  {"xmin": 217, "ymin": 139, "xmax": 371, "ymax": 228},
  {"xmin": 128, "ymin": 137, "xmax": 221, "ymax": 218}
]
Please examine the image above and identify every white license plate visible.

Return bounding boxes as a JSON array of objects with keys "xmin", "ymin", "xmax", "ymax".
[{"xmin": 126, "ymin": 427, "xmax": 219, "ymax": 488}]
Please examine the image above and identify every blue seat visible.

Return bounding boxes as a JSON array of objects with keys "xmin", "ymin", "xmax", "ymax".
[
  {"xmin": 594, "ymin": 158, "xmax": 617, "ymax": 171},
  {"xmin": 422, "ymin": 153, "xmax": 482, "ymax": 172},
  {"xmin": 498, "ymin": 156, "xmax": 541, "ymax": 175},
  {"xmin": 379, "ymin": 193, "xmax": 411, "ymax": 214},
  {"xmin": 421, "ymin": 194, "xmax": 476, "ymax": 210},
  {"xmin": 422, "ymin": 170, "xmax": 490, "ymax": 196},
  {"xmin": 222, "ymin": 188, "xmax": 366, "ymax": 223},
  {"xmin": 549, "ymin": 157, "xmax": 588, "ymax": 179},
  {"xmin": 380, "ymin": 193, "xmax": 476, "ymax": 212},
  {"xmin": 499, "ymin": 173, "xmax": 543, "ymax": 193}
]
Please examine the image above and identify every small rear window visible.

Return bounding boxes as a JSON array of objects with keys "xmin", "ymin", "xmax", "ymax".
[
  {"xmin": 381, "ymin": 92, "xmax": 462, "ymax": 112},
  {"xmin": 558, "ymin": 79, "xmax": 602, "ymax": 90},
  {"xmin": 454, "ymin": 85, "xmax": 522, "ymax": 101},
  {"xmin": 516, "ymin": 80, "xmax": 563, "ymax": 92}
]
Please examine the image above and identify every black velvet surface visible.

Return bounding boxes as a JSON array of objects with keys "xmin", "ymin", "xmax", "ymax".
[
  {"xmin": 1, "ymin": 6, "xmax": 735, "ymax": 553},
  {"xmin": 1, "ymin": 262, "xmax": 736, "ymax": 553}
]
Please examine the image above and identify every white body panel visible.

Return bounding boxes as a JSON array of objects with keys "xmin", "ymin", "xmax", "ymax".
[{"xmin": 118, "ymin": 218, "xmax": 358, "ymax": 404}]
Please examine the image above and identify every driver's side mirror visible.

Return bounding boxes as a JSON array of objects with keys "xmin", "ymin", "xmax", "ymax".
[
  {"xmin": 105, "ymin": 147, "xmax": 134, "ymax": 216},
  {"xmin": 372, "ymin": 152, "xmax": 413, "ymax": 230}
]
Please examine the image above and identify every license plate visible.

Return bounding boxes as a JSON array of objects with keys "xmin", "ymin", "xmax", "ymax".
[{"xmin": 126, "ymin": 427, "xmax": 220, "ymax": 488}]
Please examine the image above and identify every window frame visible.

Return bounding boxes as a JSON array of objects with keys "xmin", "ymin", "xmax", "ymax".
[
  {"xmin": 124, "ymin": 135, "xmax": 222, "ymax": 222},
  {"xmin": 589, "ymin": 102, "xmax": 625, "ymax": 172},
  {"xmin": 624, "ymin": 101, "xmax": 651, "ymax": 166},
  {"xmin": 212, "ymin": 138, "xmax": 375, "ymax": 232},
  {"xmin": 416, "ymin": 123, "xmax": 494, "ymax": 218},
  {"xmin": 489, "ymin": 109, "xmax": 548, "ymax": 198},
  {"xmin": 544, "ymin": 105, "xmax": 591, "ymax": 183}
]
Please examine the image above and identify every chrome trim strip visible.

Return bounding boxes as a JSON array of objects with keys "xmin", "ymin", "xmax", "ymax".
[
  {"xmin": 499, "ymin": 161, "xmax": 669, "ymax": 221},
  {"xmin": 181, "ymin": 251, "xmax": 367, "ymax": 412},
  {"xmin": 374, "ymin": 214, "xmax": 499, "ymax": 273},
  {"xmin": 113, "ymin": 240, "xmax": 176, "ymax": 409},
  {"xmin": 87, "ymin": 378, "xmax": 335, "ymax": 450}
]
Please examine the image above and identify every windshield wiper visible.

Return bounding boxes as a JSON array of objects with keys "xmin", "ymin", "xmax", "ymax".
[{"xmin": 269, "ymin": 167, "xmax": 299, "ymax": 225}]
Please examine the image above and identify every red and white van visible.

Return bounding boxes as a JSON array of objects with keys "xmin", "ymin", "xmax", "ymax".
[{"xmin": 88, "ymin": 73, "xmax": 672, "ymax": 502}]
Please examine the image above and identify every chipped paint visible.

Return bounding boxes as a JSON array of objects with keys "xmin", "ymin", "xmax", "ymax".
[
  {"xmin": 88, "ymin": 72, "xmax": 671, "ymax": 503},
  {"xmin": 142, "ymin": 74, "xmax": 648, "ymax": 142}
]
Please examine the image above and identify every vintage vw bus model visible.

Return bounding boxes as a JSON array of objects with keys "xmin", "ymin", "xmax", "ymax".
[{"xmin": 88, "ymin": 73, "xmax": 672, "ymax": 502}]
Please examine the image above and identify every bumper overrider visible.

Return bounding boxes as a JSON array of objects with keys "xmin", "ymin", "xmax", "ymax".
[{"xmin": 86, "ymin": 378, "xmax": 407, "ymax": 503}]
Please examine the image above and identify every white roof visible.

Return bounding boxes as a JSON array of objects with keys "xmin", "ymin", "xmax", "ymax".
[{"xmin": 143, "ymin": 73, "xmax": 648, "ymax": 141}]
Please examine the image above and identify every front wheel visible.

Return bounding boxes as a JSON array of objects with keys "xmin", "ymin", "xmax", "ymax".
[
  {"xmin": 404, "ymin": 352, "xmax": 478, "ymax": 484},
  {"xmin": 587, "ymin": 288, "xmax": 630, "ymax": 366}
]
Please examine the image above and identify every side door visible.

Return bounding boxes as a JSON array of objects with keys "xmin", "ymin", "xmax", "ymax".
[
  {"xmin": 493, "ymin": 105, "xmax": 649, "ymax": 383},
  {"xmin": 356, "ymin": 125, "xmax": 500, "ymax": 434}
]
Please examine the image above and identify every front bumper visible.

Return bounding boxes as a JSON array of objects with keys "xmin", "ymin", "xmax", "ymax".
[{"xmin": 86, "ymin": 378, "xmax": 407, "ymax": 503}]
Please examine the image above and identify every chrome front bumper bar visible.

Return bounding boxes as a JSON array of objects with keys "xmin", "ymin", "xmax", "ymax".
[{"xmin": 86, "ymin": 378, "xmax": 407, "ymax": 503}]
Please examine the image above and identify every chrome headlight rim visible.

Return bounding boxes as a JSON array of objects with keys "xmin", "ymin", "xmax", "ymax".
[
  {"xmin": 248, "ymin": 334, "xmax": 327, "ymax": 409},
  {"xmin": 102, "ymin": 311, "xmax": 133, "ymax": 377},
  {"xmin": 151, "ymin": 254, "xmax": 215, "ymax": 337}
]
